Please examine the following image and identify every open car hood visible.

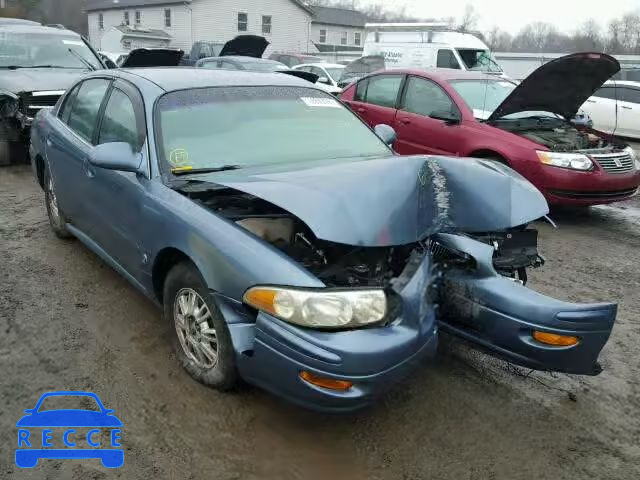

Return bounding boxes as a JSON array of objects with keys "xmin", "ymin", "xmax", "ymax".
[
  {"xmin": 120, "ymin": 48, "xmax": 184, "ymax": 67},
  {"xmin": 340, "ymin": 55, "xmax": 386, "ymax": 82},
  {"xmin": 488, "ymin": 52, "xmax": 620, "ymax": 121},
  {"xmin": 219, "ymin": 35, "xmax": 269, "ymax": 58},
  {"xmin": 196, "ymin": 155, "xmax": 549, "ymax": 247}
]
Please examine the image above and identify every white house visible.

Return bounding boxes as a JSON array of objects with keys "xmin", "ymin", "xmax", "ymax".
[
  {"xmin": 100, "ymin": 24, "xmax": 172, "ymax": 52},
  {"xmin": 86, "ymin": 0, "xmax": 317, "ymax": 54},
  {"xmin": 310, "ymin": 6, "xmax": 366, "ymax": 54}
]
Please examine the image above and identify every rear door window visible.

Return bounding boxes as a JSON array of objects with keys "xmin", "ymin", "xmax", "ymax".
[
  {"xmin": 621, "ymin": 88, "xmax": 640, "ymax": 104},
  {"xmin": 437, "ymin": 50, "xmax": 461, "ymax": 69},
  {"xmin": 401, "ymin": 76, "xmax": 456, "ymax": 117},
  {"xmin": 363, "ymin": 75, "xmax": 403, "ymax": 108},
  {"xmin": 66, "ymin": 78, "xmax": 111, "ymax": 143}
]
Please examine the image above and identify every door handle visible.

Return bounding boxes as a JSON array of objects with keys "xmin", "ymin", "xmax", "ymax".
[
  {"xmin": 357, "ymin": 107, "xmax": 367, "ymax": 113},
  {"xmin": 397, "ymin": 118, "xmax": 411, "ymax": 125},
  {"xmin": 586, "ymin": 99, "xmax": 596, "ymax": 103},
  {"xmin": 46, "ymin": 137, "xmax": 52, "ymax": 147},
  {"xmin": 621, "ymin": 105, "xmax": 632, "ymax": 110}
]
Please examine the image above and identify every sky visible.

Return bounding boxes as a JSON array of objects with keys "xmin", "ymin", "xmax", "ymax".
[{"xmin": 357, "ymin": 0, "xmax": 640, "ymax": 34}]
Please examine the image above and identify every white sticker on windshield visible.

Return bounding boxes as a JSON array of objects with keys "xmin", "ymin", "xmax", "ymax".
[
  {"xmin": 62, "ymin": 40, "xmax": 84, "ymax": 46},
  {"xmin": 300, "ymin": 97, "xmax": 340, "ymax": 108}
]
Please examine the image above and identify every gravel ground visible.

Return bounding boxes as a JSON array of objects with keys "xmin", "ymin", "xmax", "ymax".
[{"xmin": 1, "ymin": 166, "xmax": 639, "ymax": 480}]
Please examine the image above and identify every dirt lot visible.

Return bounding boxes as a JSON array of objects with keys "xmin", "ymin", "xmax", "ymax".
[{"xmin": 1, "ymin": 165, "xmax": 639, "ymax": 480}]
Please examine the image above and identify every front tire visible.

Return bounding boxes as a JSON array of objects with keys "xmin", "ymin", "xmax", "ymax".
[
  {"xmin": 44, "ymin": 168, "xmax": 72, "ymax": 239},
  {"xmin": 163, "ymin": 262, "xmax": 238, "ymax": 390}
]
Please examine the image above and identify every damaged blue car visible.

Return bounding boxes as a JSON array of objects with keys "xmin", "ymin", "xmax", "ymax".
[{"xmin": 30, "ymin": 68, "xmax": 617, "ymax": 412}]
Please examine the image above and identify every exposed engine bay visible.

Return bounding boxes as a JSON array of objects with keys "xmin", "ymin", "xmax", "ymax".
[
  {"xmin": 177, "ymin": 184, "xmax": 544, "ymax": 288},
  {"xmin": 493, "ymin": 117, "xmax": 626, "ymax": 153}
]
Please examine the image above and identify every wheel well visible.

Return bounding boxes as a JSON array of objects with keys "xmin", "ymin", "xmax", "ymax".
[
  {"xmin": 469, "ymin": 150, "xmax": 510, "ymax": 166},
  {"xmin": 35, "ymin": 155, "xmax": 45, "ymax": 188},
  {"xmin": 152, "ymin": 248, "xmax": 191, "ymax": 304}
]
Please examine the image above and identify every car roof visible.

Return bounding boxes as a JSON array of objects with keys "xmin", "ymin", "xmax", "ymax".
[
  {"xmin": 603, "ymin": 80, "xmax": 640, "ymax": 87},
  {"xmin": 114, "ymin": 67, "xmax": 314, "ymax": 91},
  {"xmin": 367, "ymin": 67, "xmax": 498, "ymax": 82},
  {"xmin": 296, "ymin": 63, "xmax": 344, "ymax": 69},
  {"xmin": 0, "ymin": 23, "xmax": 80, "ymax": 36},
  {"xmin": 205, "ymin": 56, "xmax": 284, "ymax": 65}
]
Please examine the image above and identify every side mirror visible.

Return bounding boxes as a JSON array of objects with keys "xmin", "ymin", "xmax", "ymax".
[
  {"xmin": 89, "ymin": 142, "xmax": 143, "ymax": 173},
  {"xmin": 318, "ymin": 76, "xmax": 331, "ymax": 85},
  {"xmin": 374, "ymin": 124, "xmax": 397, "ymax": 146},
  {"xmin": 429, "ymin": 110, "xmax": 460, "ymax": 125}
]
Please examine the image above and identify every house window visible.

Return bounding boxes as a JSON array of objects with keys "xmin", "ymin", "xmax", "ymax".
[
  {"xmin": 262, "ymin": 15, "xmax": 271, "ymax": 34},
  {"xmin": 164, "ymin": 8, "xmax": 172, "ymax": 27},
  {"xmin": 341, "ymin": 31, "xmax": 347, "ymax": 45},
  {"xmin": 238, "ymin": 13, "xmax": 247, "ymax": 31},
  {"xmin": 135, "ymin": 11, "xmax": 141, "ymax": 24},
  {"xmin": 354, "ymin": 32, "xmax": 361, "ymax": 46},
  {"xmin": 98, "ymin": 13, "xmax": 104, "ymax": 30},
  {"xmin": 319, "ymin": 29, "xmax": 327, "ymax": 43},
  {"xmin": 123, "ymin": 11, "xmax": 130, "ymax": 26}
]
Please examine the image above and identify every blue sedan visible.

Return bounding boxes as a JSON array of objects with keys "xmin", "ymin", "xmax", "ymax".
[{"xmin": 30, "ymin": 68, "xmax": 617, "ymax": 412}]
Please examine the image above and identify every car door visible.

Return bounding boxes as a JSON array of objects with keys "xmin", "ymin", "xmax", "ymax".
[
  {"xmin": 46, "ymin": 77, "xmax": 112, "ymax": 229},
  {"xmin": 86, "ymin": 79, "xmax": 150, "ymax": 282},
  {"xmin": 583, "ymin": 86, "xmax": 619, "ymax": 133},
  {"xmin": 394, "ymin": 75, "xmax": 463, "ymax": 156},
  {"xmin": 347, "ymin": 74, "xmax": 405, "ymax": 129},
  {"xmin": 617, "ymin": 87, "xmax": 640, "ymax": 138}
]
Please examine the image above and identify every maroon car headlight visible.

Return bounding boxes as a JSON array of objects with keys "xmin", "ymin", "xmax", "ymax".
[
  {"xmin": 243, "ymin": 287, "xmax": 387, "ymax": 329},
  {"xmin": 536, "ymin": 151, "xmax": 594, "ymax": 171}
]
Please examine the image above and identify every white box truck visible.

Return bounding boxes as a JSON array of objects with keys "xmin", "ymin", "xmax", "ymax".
[{"xmin": 363, "ymin": 23, "xmax": 506, "ymax": 77}]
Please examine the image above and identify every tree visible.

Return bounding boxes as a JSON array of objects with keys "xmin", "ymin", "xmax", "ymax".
[{"xmin": 458, "ymin": 4, "xmax": 478, "ymax": 33}]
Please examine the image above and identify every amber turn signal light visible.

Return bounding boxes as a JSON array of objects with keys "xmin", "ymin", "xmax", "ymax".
[
  {"xmin": 533, "ymin": 331, "xmax": 579, "ymax": 347},
  {"xmin": 299, "ymin": 371, "xmax": 353, "ymax": 391}
]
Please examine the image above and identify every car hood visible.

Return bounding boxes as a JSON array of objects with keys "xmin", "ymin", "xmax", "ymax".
[
  {"xmin": 219, "ymin": 35, "xmax": 269, "ymax": 58},
  {"xmin": 488, "ymin": 52, "xmax": 620, "ymax": 121},
  {"xmin": 120, "ymin": 48, "xmax": 184, "ymax": 67},
  {"xmin": 0, "ymin": 68, "xmax": 88, "ymax": 93},
  {"xmin": 340, "ymin": 55, "xmax": 386, "ymax": 81},
  {"xmin": 278, "ymin": 70, "xmax": 319, "ymax": 84},
  {"xmin": 194, "ymin": 155, "xmax": 549, "ymax": 247},
  {"xmin": 16, "ymin": 410, "xmax": 123, "ymax": 428}
]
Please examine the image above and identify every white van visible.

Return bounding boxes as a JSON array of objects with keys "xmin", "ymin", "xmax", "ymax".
[{"xmin": 363, "ymin": 23, "xmax": 506, "ymax": 76}]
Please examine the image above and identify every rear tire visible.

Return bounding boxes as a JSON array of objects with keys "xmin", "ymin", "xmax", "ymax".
[
  {"xmin": 163, "ymin": 261, "xmax": 238, "ymax": 391},
  {"xmin": 44, "ymin": 168, "xmax": 73, "ymax": 239}
]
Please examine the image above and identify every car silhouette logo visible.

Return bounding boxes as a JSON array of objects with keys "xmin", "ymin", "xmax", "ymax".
[{"xmin": 15, "ymin": 391, "xmax": 123, "ymax": 468}]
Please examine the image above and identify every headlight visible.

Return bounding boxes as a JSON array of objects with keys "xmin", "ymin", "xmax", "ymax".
[
  {"xmin": 536, "ymin": 151, "xmax": 594, "ymax": 171},
  {"xmin": 243, "ymin": 286, "xmax": 387, "ymax": 329},
  {"xmin": 623, "ymin": 146, "xmax": 640, "ymax": 170}
]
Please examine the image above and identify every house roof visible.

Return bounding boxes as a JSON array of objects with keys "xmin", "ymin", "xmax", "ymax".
[
  {"xmin": 115, "ymin": 24, "xmax": 172, "ymax": 39},
  {"xmin": 86, "ymin": 0, "xmax": 189, "ymax": 11},
  {"xmin": 311, "ymin": 6, "xmax": 367, "ymax": 28},
  {"xmin": 86, "ymin": 0, "xmax": 314, "ymax": 14}
]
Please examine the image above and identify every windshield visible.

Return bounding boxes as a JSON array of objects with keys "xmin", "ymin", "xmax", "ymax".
[
  {"xmin": 450, "ymin": 80, "xmax": 515, "ymax": 115},
  {"xmin": 156, "ymin": 86, "xmax": 390, "ymax": 174},
  {"xmin": 325, "ymin": 67, "xmax": 345, "ymax": 81},
  {"xmin": 450, "ymin": 79, "xmax": 564, "ymax": 120},
  {"xmin": 0, "ymin": 31, "xmax": 102, "ymax": 69},
  {"xmin": 456, "ymin": 49, "xmax": 503, "ymax": 73}
]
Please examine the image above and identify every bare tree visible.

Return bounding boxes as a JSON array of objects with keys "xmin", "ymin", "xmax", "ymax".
[{"xmin": 458, "ymin": 4, "xmax": 478, "ymax": 33}]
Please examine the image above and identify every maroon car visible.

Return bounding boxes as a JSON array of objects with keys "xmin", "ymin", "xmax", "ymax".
[{"xmin": 341, "ymin": 53, "xmax": 640, "ymax": 206}]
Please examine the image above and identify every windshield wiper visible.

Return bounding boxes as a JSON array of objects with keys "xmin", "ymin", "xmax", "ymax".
[
  {"xmin": 171, "ymin": 165, "xmax": 242, "ymax": 176},
  {"xmin": 68, "ymin": 48, "xmax": 96, "ymax": 71}
]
